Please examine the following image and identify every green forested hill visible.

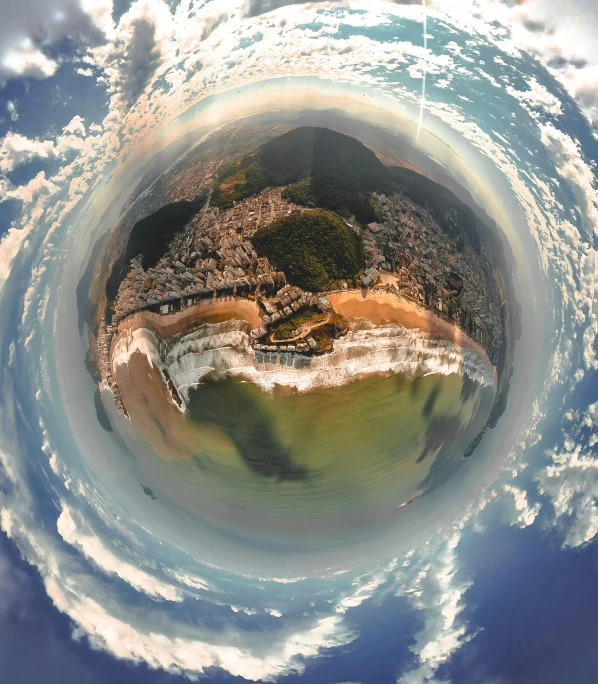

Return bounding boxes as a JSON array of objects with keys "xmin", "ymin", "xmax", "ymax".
[
  {"xmin": 105, "ymin": 193, "xmax": 207, "ymax": 303},
  {"xmin": 212, "ymin": 127, "xmax": 394, "ymax": 223},
  {"xmin": 252, "ymin": 209, "xmax": 364, "ymax": 291},
  {"xmin": 388, "ymin": 166, "xmax": 483, "ymax": 254}
]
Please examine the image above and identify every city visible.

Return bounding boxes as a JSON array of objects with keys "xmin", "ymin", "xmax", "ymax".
[{"xmin": 96, "ymin": 184, "xmax": 506, "ymax": 414}]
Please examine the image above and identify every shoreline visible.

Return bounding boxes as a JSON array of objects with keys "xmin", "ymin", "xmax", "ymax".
[
  {"xmin": 326, "ymin": 289, "xmax": 494, "ymax": 370},
  {"xmin": 116, "ymin": 296, "xmax": 261, "ymax": 338},
  {"xmin": 114, "ymin": 289, "xmax": 493, "ymax": 370}
]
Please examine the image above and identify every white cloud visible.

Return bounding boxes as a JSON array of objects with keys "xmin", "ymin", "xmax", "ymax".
[
  {"xmin": 389, "ymin": 0, "xmax": 598, "ymax": 133},
  {"xmin": 244, "ymin": 0, "xmax": 333, "ymax": 17},
  {"xmin": 563, "ymin": 63, "xmax": 598, "ymax": 132},
  {"xmin": 62, "ymin": 115, "xmax": 87, "ymax": 138},
  {"xmin": 396, "ymin": 533, "xmax": 477, "ymax": 684},
  {"xmin": 502, "ymin": 484, "xmax": 541, "ymax": 528},
  {"xmin": 0, "ymin": 0, "xmax": 114, "ymax": 81},
  {"xmin": 0, "ymin": 132, "xmax": 56, "ymax": 174},
  {"xmin": 335, "ymin": 561, "xmax": 395, "ymax": 614},
  {"xmin": 2, "ymin": 172, "xmax": 59, "ymax": 204},
  {"xmin": 1, "ymin": 41, "xmax": 58, "ymax": 80},
  {"xmin": 536, "ymin": 403, "xmax": 598, "ymax": 548},
  {"xmin": 507, "ymin": 78, "xmax": 563, "ymax": 119},
  {"xmin": 540, "ymin": 123, "xmax": 598, "ymax": 236},
  {"xmin": 93, "ymin": 0, "xmax": 175, "ymax": 113},
  {"xmin": 6, "ymin": 101, "xmax": 19, "ymax": 122},
  {"xmin": 56, "ymin": 504, "xmax": 184, "ymax": 602},
  {"xmin": 0, "ymin": 176, "xmax": 58, "ymax": 288},
  {"xmin": 44, "ymin": 581, "xmax": 353, "ymax": 682}
]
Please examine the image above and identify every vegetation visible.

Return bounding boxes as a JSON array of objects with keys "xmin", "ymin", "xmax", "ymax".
[
  {"xmin": 282, "ymin": 175, "xmax": 317, "ymax": 207},
  {"xmin": 310, "ymin": 312, "xmax": 349, "ymax": 352},
  {"xmin": 271, "ymin": 308, "xmax": 327, "ymax": 341},
  {"xmin": 212, "ymin": 127, "xmax": 394, "ymax": 223},
  {"xmin": 105, "ymin": 193, "xmax": 207, "ymax": 303},
  {"xmin": 388, "ymin": 167, "xmax": 482, "ymax": 253},
  {"xmin": 252, "ymin": 209, "xmax": 364, "ymax": 292}
]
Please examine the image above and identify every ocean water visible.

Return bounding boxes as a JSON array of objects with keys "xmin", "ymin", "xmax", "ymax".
[
  {"xmin": 113, "ymin": 319, "xmax": 496, "ymax": 550},
  {"xmin": 113, "ymin": 319, "xmax": 496, "ymax": 398}
]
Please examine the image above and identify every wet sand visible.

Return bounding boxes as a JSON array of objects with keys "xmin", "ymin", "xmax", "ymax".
[
  {"xmin": 327, "ymin": 289, "xmax": 493, "ymax": 367},
  {"xmin": 114, "ymin": 352, "xmax": 198, "ymax": 460},
  {"xmin": 111, "ymin": 297, "xmax": 260, "ymax": 462},
  {"xmin": 117, "ymin": 296, "xmax": 261, "ymax": 338}
]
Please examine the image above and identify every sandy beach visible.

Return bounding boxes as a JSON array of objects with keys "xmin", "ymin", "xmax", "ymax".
[
  {"xmin": 327, "ymin": 289, "xmax": 493, "ymax": 367},
  {"xmin": 114, "ymin": 290, "xmax": 492, "ymax": 367},
  {"xmin": 116, "ymin": 296, "xmax": 261, "ymax": 338}
]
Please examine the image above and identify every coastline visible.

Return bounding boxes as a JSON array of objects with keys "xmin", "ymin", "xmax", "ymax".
[
  {"xmin": 327, "ymin": 289, "xmax": 494, "ymax": 370},
  {"xmin": 115, "ymin": 296, "xmax": 261, "ymax": 338},
  {"xmin": 111, "ymin": 289, "xmax": 494, "ymax": 378}
]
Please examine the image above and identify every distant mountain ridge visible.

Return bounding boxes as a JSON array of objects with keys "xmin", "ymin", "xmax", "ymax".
[{"xmin": 212, "ymin": 126, "xmax": 394, "ymax": 223}]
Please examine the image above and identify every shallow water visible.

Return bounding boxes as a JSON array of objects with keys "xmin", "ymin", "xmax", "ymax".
[{"xmin": 114, "ymin": 334, "xmax": 496, "ymax": 550}]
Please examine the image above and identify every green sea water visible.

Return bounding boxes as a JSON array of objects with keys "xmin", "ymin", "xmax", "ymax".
[{"xmin": 136, "ymin": 371, "xmax": 495, "ymax": 548}]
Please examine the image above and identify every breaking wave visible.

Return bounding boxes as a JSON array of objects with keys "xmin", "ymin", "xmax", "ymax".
[{"xmin": 111, "ymin": 318, "xmax": 497, "ymax": 404}]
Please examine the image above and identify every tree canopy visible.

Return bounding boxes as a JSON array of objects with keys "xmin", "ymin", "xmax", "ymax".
[
  {"xmin": 213, "ymin": 127, "xmax": 394, "ymax": 223},
  {"xmin": 252, "ymin": 209, "xmax": 364, "ymax": 291}
]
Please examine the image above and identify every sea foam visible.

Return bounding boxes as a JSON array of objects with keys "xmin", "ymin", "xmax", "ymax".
[{"xmin": 112, "ymin": 319, "xmax": 496, "ymax": 407}]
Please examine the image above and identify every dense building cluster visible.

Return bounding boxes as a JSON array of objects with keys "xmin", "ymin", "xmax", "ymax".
[
  {"xmin": 95, "ymin": 318, "xmax": 128, "ymax": 416},
  {"xmin": 367, "ymin": 192, "xmax": 505, "ymax": 365},
  {"xmin": 97, "ymin": 181, "xmax": 507, "ymax": 415},
  {"xmin": 96, "ymin": 188, "xmax": 310, "ymax": 411},
  {"xmin": 112, "ymin": 187, "xmax": 309, "ymax": 322}
]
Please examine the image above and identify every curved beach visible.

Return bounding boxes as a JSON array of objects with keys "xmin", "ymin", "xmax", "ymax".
[
  {"xmin": 327, "ymin": 289, "xmax": 493, "ymax": 367},
  {"xmin": 115, "ymin": 296, "xmax": 261, "ymax": 339}
]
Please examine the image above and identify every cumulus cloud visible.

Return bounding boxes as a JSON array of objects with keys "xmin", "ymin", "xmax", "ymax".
[
  {"xmin": 1, "ymin": 41, "xmax": 59, "ymax": 80},
  {"xmin": 0, "ymin": 133, "xmax": 56, "ymax": 174},
  {"xmin": 507, "ymin": 78, "xmax": 563, "ymax": 119},
  {"xmin": 540, "ymin": 123, "xmax": 598, "ymax": 236},
  {"xmin": 199, "ymin": 12, "xmax": 231, "ymax": 41},
  {"xmin": 562, "ymin": 63, "xmax": 598, "ymax": 132},
  {"xmin": 62, "ymin": 115, "xmax": 87, "ymax": 138},
  {"xmin": 56, "ymin": 504, "xmax": 184, "ymax": 602},
  {"xmin": 94, "ymin": 0, "xmax": 174, "ymax": 112},
  {"xmin": 111, "ymin": 19, "xmax": 161, "ymax": 109},
  {"xmin": 245, "ymin": 0, "xmax": 332, "ymax": 18},
  {"xmin": 2, "ymin": 172, "xmax": 59, "ymax": 204},
  {"xmin": 395, "ymin": 533, "xmax": 477, "ymax": 684},
  {"xmin": 0, "ymin": 116, "xmax": 88, "ymax": 179},
  {"xmin": 5, "ymin": 101, "xmax": 19, "ymax": 122},
  {"xmin": 0, "ymin": 0, "xmax": 113, "ymax": 81},
  {"xmin": 536, "ymin": 403, "xmax": 598, "ymax": 548},
  {"xmin": 502, "ymin": 484, "xmax": 541, "ymax": 528}
]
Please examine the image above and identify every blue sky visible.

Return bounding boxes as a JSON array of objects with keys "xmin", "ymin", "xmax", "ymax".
[{"xmin": 0, "ymin": 2, "xmax": 598, "ymax": 683}]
